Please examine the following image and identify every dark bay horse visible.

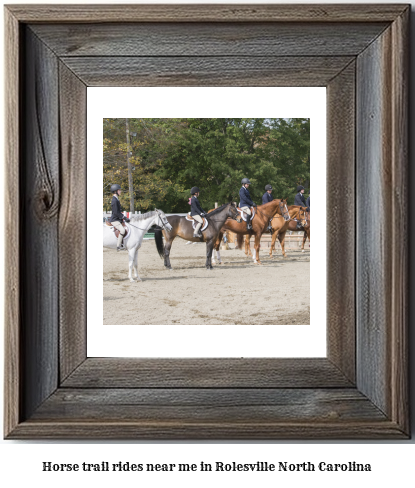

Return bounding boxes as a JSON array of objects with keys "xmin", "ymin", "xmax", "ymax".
[
  {"xmin": 156, "ymin": 202, "xmax": 241, "ymax": 270},
  {"xmin": 244, "ymin": 205, "xmax": 307, "ymax": 258},
  {"xmin": 213, "ymin": 199, "xmax": 289, "ymax": 265}
]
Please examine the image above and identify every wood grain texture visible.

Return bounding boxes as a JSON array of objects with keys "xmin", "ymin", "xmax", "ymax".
[
  {"xmin": 61, "ymin": 56, "xmax": 354, "ymax": 87},
  {"xmin": 4, "ymin": 6, "xmax": 21, "ymax": 438},
  {"xmin": 62, "ymin": 358, "xmax": 352, "ymax": 388},
  {"xmin": 389, "ymin": 8, "xmax": 409, "ymax": 432},
  {"xmin": 356, "ymin": 15, "xmax": 408, "ymax": 429},
  {"xmin": 6, "ymin": 4, "xmax": 409, "ymax": 23},
  {"xmin": 31, "ymin": 22, "xmax": 388, "ymax": 57},
  {"xmin": 326, "ymin": 62, "xmax": 356, "ymax": 383},
  {"xmin": 4, "ymin": 5, "xmax": 410, "ymax": 440},
  {"xmin": 58, "ymin": 63, "xmax": 87, "ymax": 381},
  {"xmin": 21, "ymin": 28, "xmax": 60, "ymax": 419},
  {"xmin": 32, "ymin": 388, "xmax": 386, "ymax": 422},
  {"xmin": 7, "ymin": 422, "xmax": 406, "ymax": 440}
]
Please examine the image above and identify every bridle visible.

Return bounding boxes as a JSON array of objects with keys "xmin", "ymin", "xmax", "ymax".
[
  {"xmin": 125, "ymin": 210, "xmax": 171, "ymax": 232},
  {"xmin": 155, "ymin": 209, "xmax": 171, "ymax": 230}
]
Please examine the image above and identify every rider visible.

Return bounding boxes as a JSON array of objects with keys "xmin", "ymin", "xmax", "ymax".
[
  {"xmin": 262, "ymin": 184, "xmax": 273, "ymax": 231},
  {"xmin": 239, "ymin": 178, "xmax": 256, "ymax": 230},
  {"xmin": 294, "ymin": 185, "xmax": 307, "ymax": 229},
  {"xmin": 262, "ymin": 184, "xmax": 273, "ymax": 204},
  {"xmin": 190, "ymin": 186, "xmax": 207, "ymax": 238},
  {"xmin": 109, "ymin": 184, "xmax": 130, "ymax": 251}
]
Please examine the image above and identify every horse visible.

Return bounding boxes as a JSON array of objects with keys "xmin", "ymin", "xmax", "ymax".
[
  {"xmin": 300, "ymin": 210, "xmax": 311, "ymax": 251},
  {"xmin": 103, "ymin": 209, "xmax": 172, "ymax": 282},
  {"xmin": 243, "ymin": 206, "xmax": 307, "ymax": 258},
  {"xmin": 268, "ymin": 207, "xmax": 310, "ymax": 258},
  {"xmin": 212, "ymin": 199, "xmax": 289, "ymax": 265},
  {"xmin": 156, "ymin": 202, "xmax": 241, "ymax": 270}
]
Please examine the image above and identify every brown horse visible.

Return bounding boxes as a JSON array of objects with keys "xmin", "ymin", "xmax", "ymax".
[
  {"xmin": 213, "ymin": 199, "xmax": 289, "ymax": 265},
  {"xmin": 244, "ymin": 206, "xmax": 307, "ymax": 258},
  {"xmin": 269, "ymin": 207, "xmax": 310, "ymax": 257},
  {"xmin": 156, "ymin": 202, "xmax": 241, "ymax": 270},
  {"xmin": 300, "ymin": 210, "xmax": 311, "ymax": 252}
]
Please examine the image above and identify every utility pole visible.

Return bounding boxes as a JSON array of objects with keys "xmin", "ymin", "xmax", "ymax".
[{"xmin": 126, "ymin": 118, "xmax": 134, "ymax": 213}]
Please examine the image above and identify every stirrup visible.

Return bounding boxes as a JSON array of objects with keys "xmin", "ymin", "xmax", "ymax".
[
  {"xmin": 117, "ymin": 245, "xmax": 126, "ymax": 251},
  {"xmin": 193, "ymin": 232, "xmax": 202, "ymax": 238}
]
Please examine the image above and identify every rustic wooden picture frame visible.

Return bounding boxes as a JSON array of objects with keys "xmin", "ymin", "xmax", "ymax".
[{"xmin": 4, "ymin": 4, "xmax": 409, "ymax": 439}]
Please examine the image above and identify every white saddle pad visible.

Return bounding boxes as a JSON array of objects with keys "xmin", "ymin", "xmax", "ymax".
[
  {"xmin": 237, "ymin": 207, "xmax": 256, "ymax": 222},
  {"xmin": 186, "ymin": 213, "xmax": 208, "ymax": 231}
]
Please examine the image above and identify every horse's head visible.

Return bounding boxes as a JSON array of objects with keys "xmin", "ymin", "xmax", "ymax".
[
  {"xmin": 299, "ymin": 206, "xmax": 308, "ymax": 226},
  {"xmin": 279, "ymin": 199, "xmax": 290, "ymax": 221},
  {"xmin": 155, "ymin": 209, "xmax": 172, "ymax": 232},
  {"xmin": 228, "ymin": 202, "xmax": 242, "ymax": 222}
]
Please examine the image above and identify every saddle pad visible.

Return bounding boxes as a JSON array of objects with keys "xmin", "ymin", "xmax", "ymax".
[
  {"xmin": 106, "ymin": 222, "xmax": 130, "ymax": 239},
  {"xmin": 186, "ymin": 213, "xmax": 208, "ymax": 231},
  {"xmin": 237, "ymin": 207, "xmax": 256, "ymax": 222}
]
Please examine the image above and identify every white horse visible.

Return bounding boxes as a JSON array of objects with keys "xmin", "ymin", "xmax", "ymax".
[{"xmin": 103, "ymin": 209, "xmax": 172, "ymax": 282}]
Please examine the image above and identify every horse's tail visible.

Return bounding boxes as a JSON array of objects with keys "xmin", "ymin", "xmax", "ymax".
[
  {"xmin": 236, "ymin": 233, "xmax": 244, "ymax": 250},
  {"xmin": 154, "ymin": 229, "xmax": 165, "ymax": 258}
]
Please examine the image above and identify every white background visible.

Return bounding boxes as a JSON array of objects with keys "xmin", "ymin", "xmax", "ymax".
[
  {"xmin": 1, "ymin": 0, "xmax": 414, "ymax": 486},
  {"xmin": 88, "ymin": 87, "xmax": 326, "ymax": 357}
]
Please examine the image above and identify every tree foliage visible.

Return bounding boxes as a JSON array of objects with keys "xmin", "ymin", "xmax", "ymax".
[{"xmin": 103, "ymin": 118, "xmax": 310, "ymax": 213}]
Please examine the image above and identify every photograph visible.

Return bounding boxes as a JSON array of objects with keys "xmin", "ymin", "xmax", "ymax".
[{"xmin": 102, "ymin": 117, "xmax": 311, "ymax": 326}]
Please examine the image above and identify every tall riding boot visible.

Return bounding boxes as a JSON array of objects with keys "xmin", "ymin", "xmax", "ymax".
[
  {"xmin": 193, "ymin": 222, "xmax": 203, "ymax": 238},
  {"xmin": 246, "ymin": 214, "xmax": 252, "ymax": 230},
  {"xmin": 117, "ymin": 231, "xmax": 125, "ymax": 251}
]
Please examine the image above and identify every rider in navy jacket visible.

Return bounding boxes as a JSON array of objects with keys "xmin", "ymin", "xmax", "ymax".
[
  {"xmin": 190, "ymin": 194, "xmax": 206, "ymax": 216},
  {"xmin": 294, "ymin": 185, "xmax": 307, "ymax": 207},
  {"xmin": 189, "ymin": 186, "xmax": 206, "ymax": 238},
  {"xmin": 239, "ymin": 185, "xmax": 255, "ymax": 208},
  {"xmin": 239, "ymin": 178, "xmax": 256, "ymax": 230},
  {"xmin": 262, "ymin": 184, "xmax": 273, "ymax": 204},
  {"xmin": 110, "ymin": 194, "xmax": 126, "ymax": 223}
]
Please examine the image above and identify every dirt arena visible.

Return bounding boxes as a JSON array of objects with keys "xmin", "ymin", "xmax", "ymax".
[{"xmin": 104, "ymin": 237, "xmax": 310, "ymax": 325}]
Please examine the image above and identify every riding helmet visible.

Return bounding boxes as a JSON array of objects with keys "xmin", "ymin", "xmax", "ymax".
[
  {"xmin": 111, "ymin": 184, "xmax": 121, "ymax": 193},
  {"xmin": 297, "ymin": 185, "xmax": 305, "ymax": 192},
  {"xmin": 241, "ymin": 178, "xmax": 251, "ymax": 185},
  {"xmin": 265, "ymin": 184, "xmax": 272, "ymax": 191},
  {"xmin": 190, "ymin": 186, "xmax": 200, "ymax": 195}
]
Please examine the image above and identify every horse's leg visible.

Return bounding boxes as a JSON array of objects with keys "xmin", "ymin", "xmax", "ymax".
[
  {"xmin": 128, "ymin": 248, "xmax": 138, "ymax": 282},
  {"xmin": 133, "ymin": 248, "xmax": 141, "ymax": 281},
  {"xmin": 269, "ymin": 229, "xmax": 278, "ymax": 257},
  {"xmin": 254, "ymin": 233, "xmax": 261, "ymax": 264},
  {"xmin": 244, "ymin": 235, "xmax": 249, "ymax": 256},
  {"xmin": 206, "ymin": 239, "xmax": 214, "ymax": 270},
  {"xmin": 279, "ymin": 232, "xmax": 287, "ymax": 258},
  {"xmin": 212, "ymin": 233, "xmax": 223, "ymax": 264},
  {"xmin": 301, "ymin": 231, "xmax": 307, "ymax": 252},
  {"xmin": 164, "ymin": 237, "xmax": 174, "ymax": 269}
]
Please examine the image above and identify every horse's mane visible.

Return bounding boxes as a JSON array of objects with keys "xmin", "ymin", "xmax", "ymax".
[
  {"xmin": 130, "ymin": 210, "xmax": 157, "ymax": 221},
  {"xmin": 207, "ymin": 203, "xmax": 230, "ymax": 217}
]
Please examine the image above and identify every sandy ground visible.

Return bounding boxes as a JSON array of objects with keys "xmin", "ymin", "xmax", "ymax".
[{"xmin": 103, "ymin": 238, "xmax": 310, "ymax": 325}]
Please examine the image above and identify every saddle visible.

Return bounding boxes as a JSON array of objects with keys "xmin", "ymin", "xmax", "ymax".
[
  {"xmin": 185, "ymin": 213, "xmax": 208, "ymax": 231},
  {"xmin": 105, "ymin": 219, "xmax": 129, "ymax": 239},
  {"xmin": 237, "ymin": 207, "xmax": 256, "ymax": 222}
]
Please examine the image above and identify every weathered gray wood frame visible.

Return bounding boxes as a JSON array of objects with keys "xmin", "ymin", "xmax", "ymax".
[{"xmin": 4, "ymin": 4, "xmax": 409, "ymax": 439}]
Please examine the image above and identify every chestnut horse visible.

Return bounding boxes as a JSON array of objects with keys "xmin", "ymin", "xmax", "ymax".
[
  {"xmin": 213, "ymin": 199, "xmax": 289, "ymax": 265},
  {"xmin": 269, "ymin": 207, "xmax": 310, "ymax": 257},
  {"xmin": 244, "ymin": 206, "xmax": 307, "ymax": 258}
]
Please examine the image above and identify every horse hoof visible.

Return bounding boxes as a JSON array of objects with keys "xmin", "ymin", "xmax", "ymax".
[{"xmin": 302, "ymin": 249, "xmax": 305, "ymax": 253}]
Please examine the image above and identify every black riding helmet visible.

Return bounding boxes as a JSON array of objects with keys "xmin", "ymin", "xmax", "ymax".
[
  {"xmin": 297, "ymin": 185, "xmax": 305, "ymax": 192},
  {"xmin": 111, "ymin": 184, "xmax": 121, "ymax": 193},
  {"xmin": 191, "ymin": 186, "xmax": 200, "ymax": 195},
  {"xmin": 265, "ymin": 184, "xmax": 272, "ymax": 191},
  {"xmin": 241, "ymin": 178, "xmax": 251, "ymax": 185}
]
